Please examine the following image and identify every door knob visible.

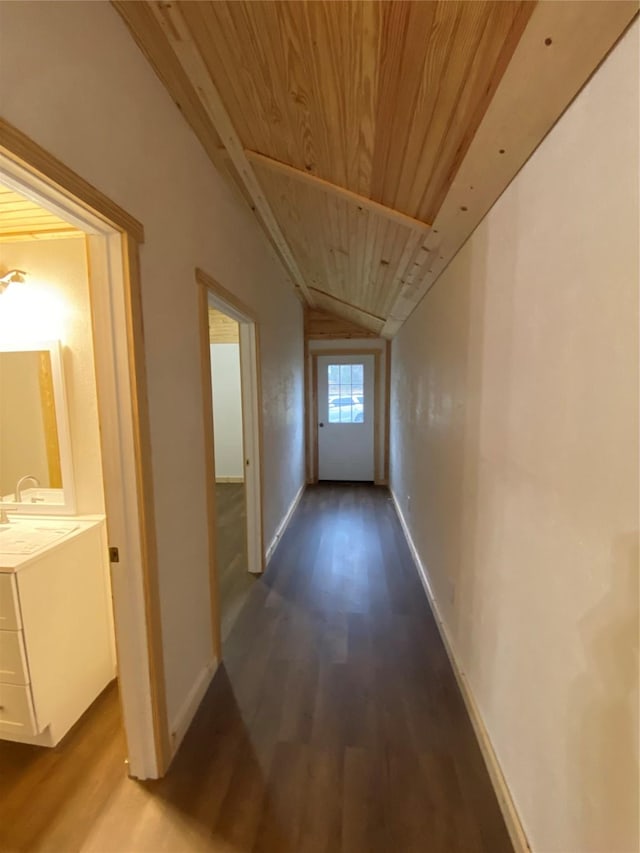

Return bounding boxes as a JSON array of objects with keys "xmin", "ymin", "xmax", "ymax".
[{"xmin": 319, "ymin": 422, "xmax": 324, "ymax": 428}]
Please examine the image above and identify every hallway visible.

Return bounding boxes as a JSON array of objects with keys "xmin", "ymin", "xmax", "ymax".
[{"xmin": 1, "ymin": 484, "xmax": 511, "ymax": 852}]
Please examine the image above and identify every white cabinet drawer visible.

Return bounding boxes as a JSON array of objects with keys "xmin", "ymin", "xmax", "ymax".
[
  {"xmin": 0, "ymin": 573, "xmax": 21, "ymax": 631},
  {"xmin": 0, "ymin": 630, "xmax": 29, "ymax": 685},
  {"xmin": 0, "ymin": 683, "xmax": 37, "ymax": 736}
]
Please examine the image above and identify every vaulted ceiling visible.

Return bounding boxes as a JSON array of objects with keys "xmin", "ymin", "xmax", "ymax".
[{"xmin": 115, "ymin": 0, "xmax": 637, "ymax": 337}]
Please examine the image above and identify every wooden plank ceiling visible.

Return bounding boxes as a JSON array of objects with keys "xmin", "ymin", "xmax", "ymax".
[
  {"xmin": 115, "ymin": 0, "xmax": 638, "ymax": 337},
  {"xmin": 208, "ymin": 307, "xmax": 239, "ymax": 344},
  {"xmin": 0, "ymin": 185, "xmax": 80, "ymax": 242}
]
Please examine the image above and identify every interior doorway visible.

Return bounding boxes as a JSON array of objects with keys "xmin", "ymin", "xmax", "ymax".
[
  {"xmin": 0, "ymin": 145, "xmax": 163, "ymax": 780},
  {"xmin": 209, "ymin": 305, "xmax": 251, "ymax": 640},
  {"xmin": 197, "ymin": 269, "xmax": 263, "ymax": 647}
]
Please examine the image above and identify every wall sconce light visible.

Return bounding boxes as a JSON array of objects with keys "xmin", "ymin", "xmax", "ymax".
[
  {"xmin": 0, "ymin": 268, "xmax": 67, "ymax": 343},
  {"xmin": 0, "ymin": 269, "xmax": 27, "ymax": 294}
]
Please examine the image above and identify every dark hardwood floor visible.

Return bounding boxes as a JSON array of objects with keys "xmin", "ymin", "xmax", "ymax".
[
  {"xmin": 215, "ymin": 482, "xmax": 255, "ymax": 641},
  {"xmin": 0, "ymin": 484, "xmax": 511, "ymax": 852}
]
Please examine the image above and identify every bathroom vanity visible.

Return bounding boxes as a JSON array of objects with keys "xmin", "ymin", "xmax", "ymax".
[
  {"xmin": 0, "ymin": 517, "xmax": 115, "ymax": 746},
  {"xmin": 0, "ymin": 339, "xmax": 115, "ymax": 747}
]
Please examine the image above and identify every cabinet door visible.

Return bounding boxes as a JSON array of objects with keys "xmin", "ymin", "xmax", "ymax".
[
  {"xmin": 0, "ymin": 574, "xmax": 21, "ymax": 631},
  {"xmin": 0, "ymin": 683, "xmax": 38, "ymax": 736},
  {"xmin": 0, "ymin": 630, "xmax": 30, "ymax": 685}
]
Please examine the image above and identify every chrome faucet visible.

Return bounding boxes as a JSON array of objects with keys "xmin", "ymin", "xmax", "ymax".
[{"xmin": 16, "ymin": 474, "xmax": 40, "ymax": 503}]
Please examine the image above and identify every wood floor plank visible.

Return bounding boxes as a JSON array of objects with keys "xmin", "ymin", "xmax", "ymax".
[
  {"xmin": 341, "ymin": 746, "xmax": 388, "ymax": 853},
  {"xmin": 0, "ymin": 483, "xmax": 512, "ymax": 852},
  {"xmin": 0, "ymin": 683, "xmax": 126, "ymax": 853},
  {"xmin": 253, "ymin": 742, "xmax": 309, "ymax": 853},
  {"xmin": 215, "ymin": 482, "xmax": 256, "ymax": 642}
]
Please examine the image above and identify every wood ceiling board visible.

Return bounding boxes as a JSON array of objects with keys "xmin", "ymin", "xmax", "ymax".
[
  {"xmin": 116, "ymin": 0, "xmax": 636, "ymax": 337},
  {"xmin": 208, "ymin": 307, "xmax": 239, "ymax": 344},
  {"xmin": 118, "ymin": 0, "xmax": 315, "ymax": 306},
  {"xmin": 254, "ymin": 160, "xmax": 419, "ymax": 319},
  {"xmin": 244, "ymin": 150, "xmax": 431, "ymax": 234},
  {"xmin": 309, "ymin": 288, "xmax": 385, "ymax": 336},
  {"xmin": 0, "ymin": 231, "xmax": 83, "ymax": 243},
  {"xmin": 373, "ymin": 1, "xmax": 534, "ymax": 222},
  {"xmin": 175, "ymin": 1, "xmax": 533, "ymax": 222},
  {"xmin": 305, "ymin": 307, "xmax": 380, "ymax": 340},
  {"xmin": 0, "ymin": 209, "xmax": 62, "ymax": 223},
  {"xmin": 0, "ymin": 186, "xmax": 80, "ymax": 240},
  {"xmin": 0, "ymin": 199, "xmax": 48, "ymax": 213},
  {"xmin": 251, "ymin": 163, "xmax": 334, "ymax": 292},
  {"xmin": 382, "ymin": 0, "xmax": 639, "ymax": 336},
  {"xmin": 112, "ymin": 0, "xmax": 289, "ymax": 241},
  {"xmin": 179, "ymin": 0, "xmax": 381, "ymax": 196},
  {"xmin": 252, "ymin": 166, "xmax": 324, "ymax": 288},
  {"xmin": 111, "ymin": 0, "xmax": 535, "ymax": 326}
]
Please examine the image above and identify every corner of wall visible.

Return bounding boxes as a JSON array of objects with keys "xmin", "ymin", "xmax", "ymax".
[
  {"xmin": 168, "ymin": 658, "xmax": 219, "ymax": 762},
  {"xmin": 264, "ymin": 482, "xmax": 306, "ymax": 568}
]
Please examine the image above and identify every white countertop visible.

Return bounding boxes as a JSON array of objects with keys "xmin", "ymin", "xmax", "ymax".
[{"xmin": 0, "ymin": 515, "xmax": 105, "ymax": 572}]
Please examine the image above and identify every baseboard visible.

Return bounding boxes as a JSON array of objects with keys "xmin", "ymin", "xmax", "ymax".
[
  {"xmin": 390, "ymin": 489, "xmax": 531, "ymax": 853},
  {"xmin": 265, "ymin": 482, "xmax": 305, "ymax": 567},
  {"xmin": 215, "ymin": 476, "xmax": 244, "ymax": 484},
  {"xmin": 169, "ymin": 659, "xmax": 218, "ymax": 759}
]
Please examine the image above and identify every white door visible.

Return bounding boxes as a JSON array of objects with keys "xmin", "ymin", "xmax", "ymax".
[{"xmin": 317, "ymin": 354, "xmax": 375, "ymax": 481}]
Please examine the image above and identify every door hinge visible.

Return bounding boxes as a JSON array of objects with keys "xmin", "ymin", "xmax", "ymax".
[
  {"xmin": 246, "ymin": 458, "xmax": 250, "ymax": 466},
  {"xmin": 109, "ymin": 546, "xmax": 120, "ymax": 563}
]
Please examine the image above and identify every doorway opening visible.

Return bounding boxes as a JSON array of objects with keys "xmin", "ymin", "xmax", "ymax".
[
  {"xmin": 197, "ymin": 269, "xmax": 263, "ymax": 648},
  {"xmin": 0, "ymin": 143, "xmax": 164, "ymax": 784}
]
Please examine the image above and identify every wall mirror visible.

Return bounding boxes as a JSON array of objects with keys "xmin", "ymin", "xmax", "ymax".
[{"xmin": 0, "ymin": 340, "xmax": 76, "ymax": 515}]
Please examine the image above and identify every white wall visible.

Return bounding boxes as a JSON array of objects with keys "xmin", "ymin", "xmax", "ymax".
[
  {"xmin": 0, "ymin": 237, "xmax": 105, "ymax": 514},
  {"xmin": 0, "ymin": 1, "xmax": 305, "ymax": 739},
  {"xmin": 390, "ymin": 21, "xmax": 639, "ymax": 853},
  {"xmin": 210, "ymin": 343, "xmax": 244, "ymax": 479}
]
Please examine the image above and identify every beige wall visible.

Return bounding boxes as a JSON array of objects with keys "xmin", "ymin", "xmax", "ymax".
[
  {"xmin": 0, "ymin": 1, "xmax": 305, "ymax": 733},
  {"xmin": 0, "ymin": 238, "xmax": 105, "ymax": 514},
  {"xmin": 390, "ymin": 21, "xmax": 639, "ymax": 853}
]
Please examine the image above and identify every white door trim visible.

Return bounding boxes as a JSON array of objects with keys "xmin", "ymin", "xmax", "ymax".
[
  {"xmin": 0, "ymin": 156, "xmax": 160, "ymax": 778},
  {"xmin": 237, "ymin": 322, "xmax": 263, "ymax": 575}
]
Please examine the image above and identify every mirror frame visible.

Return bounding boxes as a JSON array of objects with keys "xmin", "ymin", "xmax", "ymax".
[{"xmin": 0, "ymin": 339, "xmax": 76, "ymax": 515}]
